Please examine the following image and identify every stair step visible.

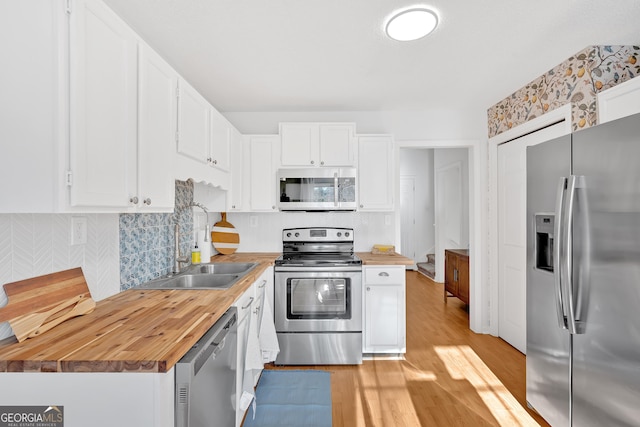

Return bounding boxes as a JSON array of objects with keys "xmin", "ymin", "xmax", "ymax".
[
  {"xmin": 426, "ymin": 253, "xmax": 436, "ymax": 264},
  {"xmin": 417, "ymin": 262, "xmax": 435, "ymax": 279}
]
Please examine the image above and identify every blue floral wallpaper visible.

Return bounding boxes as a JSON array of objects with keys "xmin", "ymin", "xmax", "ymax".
[
  {"xmin": 119, "ymin": 180, "xmax": 194, "ymax": 290},
  {"xmin": 488, "ymin": 45, "xmax": 640, "ymax": 138}
]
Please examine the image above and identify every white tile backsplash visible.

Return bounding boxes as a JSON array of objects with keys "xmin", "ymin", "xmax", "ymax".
[{"xmin": 0, "ymin": 213, "xmax": 120, "ymax": 339}]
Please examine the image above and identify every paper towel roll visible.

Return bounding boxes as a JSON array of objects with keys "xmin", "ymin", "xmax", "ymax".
[{"xmin": 197, "ymin": 230, "xmax": 212, "ymax": 262}]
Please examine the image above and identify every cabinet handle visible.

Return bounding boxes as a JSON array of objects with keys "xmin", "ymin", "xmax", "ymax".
[
  {"xmin": 231, "ymin": 205, "xmax": 236, "ymax": 209},
  {"xmin": 367, "ymin": 287, "xmax": 370, "ymax": 291},
  {"xmin": 378, "ymin": 272, "xmax": 390, "ymax": 277},
  {"xmin": 143, "ymin": 198, "xmax": 151, "ymax": 205},
  {"xmin": 129, "ymin": 196, "xmax": 138, "ymax": 204},
  {"xmin": 212, "ymin": 159, "xmax": 217, "ymax": 165},
  {"xmin": 454, "ymin": 269, "xmax": 458, "ymax": 281},
  {"xmin": 206, "ymin": 157, "xmax": 212, "ymax": 163},
  {"xmin": 241, "ymin": 297, "xmax": 254, "ymax": 310},
  {"xmin": 254, "ymin": 305, "xmax": 261, "ymax": 314},
  {"xmin": 259, "ymin": 279, "xmax": 267, "ymax": 288}
]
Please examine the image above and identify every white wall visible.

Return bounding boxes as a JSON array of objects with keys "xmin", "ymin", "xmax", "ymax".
[
  {"xmin": 399, "ymin": 149, "xmax": 435, "ymax": 262},
  {"xmin": 222, "ymin": 211, "xmax": 394, "ymax": 253},
  {"xmin": 0, "ymin": 214, "xmax": 120, "ymax": 339},
  {"xmin": 224, "ymin": 109, "xmax": 486, "ymax": 140}
]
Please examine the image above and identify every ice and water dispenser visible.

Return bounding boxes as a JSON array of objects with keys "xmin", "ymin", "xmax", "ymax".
[{"xmin": 535, "ymin": 214, "xmax": 554, "ymax": 272}]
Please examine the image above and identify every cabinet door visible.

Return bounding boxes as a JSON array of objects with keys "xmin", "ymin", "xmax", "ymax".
[
  {"xmin": 364, "ymin": 283, "xmax": 405, "ymax": 352},
  {"xmin": 210, "ymin": 108, "xmax": 231, "ymax": 172},
  {"xmin": 458, "ymin": 255, "xmax": 470, "ymax": 304},
  {"xmin": 177, "ymin": 79, "xmax": 210, "ymax": 164},
  {"xmin": 280, "ymin": 123, "xmax": 317, "ymax": 166},
  {"xmin": 249, "ymin": 136, "xmax": 278, "ymax": 211},
  {"xmin": 137, "ymin": 43, "xmax": 176, "ymax": 211},
  {"xmin": 227, "ymin": 128, "xmax": 244, "ymax": 211},
  {"xmin": 444, "ymin": 251, "xmax": 457, "ymax": 295},
  {"xmin": 69, "ymin": 0, "xmax": 137, "ymax": 207},
  {"xmin": 358, "ymin": 135, "xmax": 394, "ymax": 211},
  {"xmin": 319, "ymin": 124, "xmax": 354, "ymax": 166}
]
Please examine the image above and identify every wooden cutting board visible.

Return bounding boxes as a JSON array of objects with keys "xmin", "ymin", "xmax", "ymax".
[
  {"xmin": 211, "ymin": 212, "xmax": 240, "ymax": 254},
  {"xmin": 0, "ymin": 267, "xmax": 96, "ymax": 342}
]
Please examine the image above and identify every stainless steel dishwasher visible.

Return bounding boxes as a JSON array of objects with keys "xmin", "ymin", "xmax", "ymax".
[{"xmin": 175, "ymin": 307, "xmax": 238, "ymax": 427}]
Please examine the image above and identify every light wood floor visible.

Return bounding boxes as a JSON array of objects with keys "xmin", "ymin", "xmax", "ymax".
[{"xmin": 267, "ymin": 271, "xmax": 550, "ymax": 426}]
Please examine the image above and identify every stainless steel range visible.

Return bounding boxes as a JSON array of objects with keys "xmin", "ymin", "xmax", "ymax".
[{"xmin": 274, "ymin": 227, "xmax": 362, "ymax": 365}]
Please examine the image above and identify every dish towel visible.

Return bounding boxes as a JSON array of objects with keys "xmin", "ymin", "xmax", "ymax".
[
  {"xmin": 240, "ymin": 307, "xmax": 263, "ymax": 413},
  {"xmin": 259, "ymin": 297, "xmax": 280, "ymax": 363}
]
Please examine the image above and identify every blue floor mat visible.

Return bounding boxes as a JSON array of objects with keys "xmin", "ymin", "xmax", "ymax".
[{"xmin": 243, "ymin": 370, "xmax": 332, "ymax": 427}]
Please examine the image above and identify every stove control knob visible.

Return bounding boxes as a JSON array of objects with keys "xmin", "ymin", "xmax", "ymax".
[
  {"xmin": 337, "ymin": 232, "xmax": 342, "ymax": 237},
  {"xmin": 286, "ymin": 232, "xmax": 292, "ymax": 238},
  {"xmin": 345, "ymin": 232, "xmax": 350, "ymax": 237},
  {"xmin": 295, "ymin": 232, "xmax": 300, "ymax": 237}
]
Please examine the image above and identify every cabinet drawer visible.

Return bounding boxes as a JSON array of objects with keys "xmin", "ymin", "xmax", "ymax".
[
  {"xmin": 365, "ymin": 266, "xmax": 404, "ymax": 284},
  {"xmin": 233, "ymin": 284, "xmax": 255, "ymax": 320}
]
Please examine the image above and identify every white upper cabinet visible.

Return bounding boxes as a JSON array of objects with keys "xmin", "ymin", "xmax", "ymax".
[
  {"xmin": 177, "ymin": 78, "xmax": 211, "ymax": 165},
  {"xmin": 358, "ymin": 135, "xmax": 395, "ymax": 211},
  {"xmin": 137, "ymin": 43, "xmax": 177, "ymax": 211},
  {"xmin": 69, "ymin": 0, "xmax": 138, "ymax": 208},
  {"xmin": 210, "ymin": 108, "xmax": 231, "ymax": 172},
  {"xmin": 227, "ymin": 128, "xmax": 244, "ymax": 211},
  {"xmin": 280, "ymin": 123, "xmax": 356, "ymax": 167},
  {"xmin": 249, "ymin": 135, "xmax": 279, "ymax": 211}
]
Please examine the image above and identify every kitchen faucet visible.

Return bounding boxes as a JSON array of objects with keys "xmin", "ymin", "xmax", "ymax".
[{"xmin": 173, "ymin": 202, "xmax": 211, "ymax": 274}]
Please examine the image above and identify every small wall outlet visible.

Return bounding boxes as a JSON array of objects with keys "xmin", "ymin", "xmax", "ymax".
[{"xmin": 71, "ymin": 216, "xmax": 87, "ymax": 245}]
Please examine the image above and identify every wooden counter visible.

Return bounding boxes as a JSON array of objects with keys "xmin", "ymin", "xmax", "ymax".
[
  {"xmin": 0, "ymin": 253, "xmax": 279, "ymax": 373},
  {"xmin": 357, "ymin": 252, "xmax": 414, "ymax": 266}
]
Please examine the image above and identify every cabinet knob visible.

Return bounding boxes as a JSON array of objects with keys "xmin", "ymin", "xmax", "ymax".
[
  {"xmin": 272, "ymin": 205, "xmax": 276, "ymax": 210},
  {"xmin": 143, "ymin": 198, "xmax": 152, "ymax": 205},
  {"xmin": 310, "ymin": 160, "xmax": 315, "ymax": 165},
  {"xmin": 367, "ymin": 287, "xmax": 370, "ymax": 291},
  {"xmin": 320, "ymin": 161, "xmax": 324, "ymax": 165},
  {"xmin": 360, "ymin": 204, "xmax": 364, "ymax": 208},
  {"xmin": 212, "ymin": 159, "xmax": 217, "ymax": 165},
  {"xmin": 129, "ymin": 196, "xmax": 139, "ymax": 204},
  {"xmin": 207, "ymin": 157, "xmax": 212, "ymax": 163},
  {"xmin": 231, "ymin": 205, "xmax": 236, "ymax": 209}
]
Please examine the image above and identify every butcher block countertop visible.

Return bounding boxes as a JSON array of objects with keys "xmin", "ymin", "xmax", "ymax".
[
  {"xmin": 0, "ymin": 253, "xmax": 279, "ymax": 374},
  {"xmin": 357, "ymin": 252, "xmax": 414, "ymax": 266}
]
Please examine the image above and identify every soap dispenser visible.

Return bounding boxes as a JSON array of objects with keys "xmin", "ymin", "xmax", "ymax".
[{"xmin": 191, "ymin": 240, "xmax": 201, "ymax": 264}]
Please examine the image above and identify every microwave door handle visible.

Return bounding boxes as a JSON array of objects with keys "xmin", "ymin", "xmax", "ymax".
[{"xmin": 334, "ymin": 172, "xmax": 339, "ymax": 207}]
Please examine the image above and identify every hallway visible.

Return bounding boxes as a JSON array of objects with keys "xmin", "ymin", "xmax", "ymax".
[{"xmin": 269, "ymin": 271, "xmax": 549, "ymax": 426}]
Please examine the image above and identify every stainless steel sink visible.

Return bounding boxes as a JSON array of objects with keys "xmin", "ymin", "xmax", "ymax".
[
  {"xmin": 137, "ymin": 262, "xmax": 258, "ymax": 290},
  {"xmin": 187, "ymin": 262, "xmax": 258, "ymax": 275}
]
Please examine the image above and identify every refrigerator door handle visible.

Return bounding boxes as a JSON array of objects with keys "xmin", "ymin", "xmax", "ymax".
[
  {"xmin": 554, "ymin": 177, "xmax": 568, "ymax": 329},
  {"xmin": 564, "ymin": 175, "xmax": 580, "ymax": 334}
]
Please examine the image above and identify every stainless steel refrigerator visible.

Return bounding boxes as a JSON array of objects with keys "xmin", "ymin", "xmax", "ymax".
[{"xmin": 526, "ymin": 112, "xmax": 640, "ymax": 427}]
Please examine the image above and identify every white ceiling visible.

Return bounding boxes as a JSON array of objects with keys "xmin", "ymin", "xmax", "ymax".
[{"xmin": 103, "ymin": 0, "xmax": 639, "ymax": 114}]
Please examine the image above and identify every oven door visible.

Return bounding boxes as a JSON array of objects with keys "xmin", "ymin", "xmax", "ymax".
[{"xmin": 274, "ymin": 268, "xmax": 362, "ymax": 332}]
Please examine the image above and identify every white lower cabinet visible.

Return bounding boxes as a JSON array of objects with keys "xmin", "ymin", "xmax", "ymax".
[{"xmin": 363, "ymin": 266, "xmax": 406, "ymax": 354}]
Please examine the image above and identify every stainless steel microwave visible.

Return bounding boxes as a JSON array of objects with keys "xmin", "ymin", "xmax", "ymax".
[{"xmin": 277, "ymin": 168, "xmax": 357, "ymax": 211}]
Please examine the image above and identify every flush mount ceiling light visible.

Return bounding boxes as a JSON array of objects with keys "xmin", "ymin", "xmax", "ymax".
[{"xmin": 385, "ymin": 7, "xmax": 438, "ymax": 41}]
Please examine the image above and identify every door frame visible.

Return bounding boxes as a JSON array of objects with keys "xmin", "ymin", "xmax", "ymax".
[
  {"xmin": 396, "ymin": 139, "xmax": 484, "ymax": 333},
  {"xmin": 487, "ymin": 104, "xmax": 572, "ymax": 336}
]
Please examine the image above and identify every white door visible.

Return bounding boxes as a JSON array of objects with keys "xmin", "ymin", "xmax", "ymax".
[
  {"xmin": 69, "ymin": 0, "xmax": 137, "ymax": 207},
  {"xmin": 400, "ymin": 177, "xmax": 416, "ymax": 262},
  {"xmin": 137, "ymin": 43, "xmax": 176, "ymax": 211},
  {"xmin": 434, "ymin": 162, "xmax": 462, "ymax": 282},
  {"xmin": 497, "ymin": 121, "xmax": 568, "ymax": 353}
]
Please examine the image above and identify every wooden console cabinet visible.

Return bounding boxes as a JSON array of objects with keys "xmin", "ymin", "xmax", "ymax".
[{"xmin": 444, "ymin": 249, "xmax": 469, "ymax": 304}]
